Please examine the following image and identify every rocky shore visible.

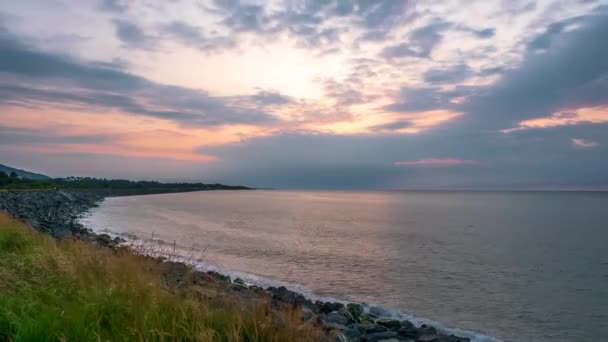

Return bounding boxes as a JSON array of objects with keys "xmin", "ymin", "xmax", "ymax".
[{"xmin": 0, "ymin": 189, "xmax": 472, "ymax": 342}]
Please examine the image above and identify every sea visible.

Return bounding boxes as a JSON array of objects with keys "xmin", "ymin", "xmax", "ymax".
[{"xmin": 80, "ymin": 190, "xmax": 608, "ymax": 342}]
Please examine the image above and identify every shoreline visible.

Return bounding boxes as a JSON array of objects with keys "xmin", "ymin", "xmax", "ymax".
[{"xmin": 0, "ymin": 189, "xmax": 486, "ymax": 342}]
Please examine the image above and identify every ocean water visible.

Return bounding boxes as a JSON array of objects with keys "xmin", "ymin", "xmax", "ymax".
[{"xmin": 81, "ymin": 190, "xmax": 608, "ymax": 342}]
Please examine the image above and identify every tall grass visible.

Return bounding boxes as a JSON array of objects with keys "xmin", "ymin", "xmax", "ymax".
[{"xmin": 0, "ymin": 213, "xmax": 324, "ymax": 341}]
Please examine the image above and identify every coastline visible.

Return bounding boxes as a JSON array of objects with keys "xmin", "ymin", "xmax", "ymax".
[{"xmin": 0, "ymin": 189, "xmax": 485, "ymax": 342}]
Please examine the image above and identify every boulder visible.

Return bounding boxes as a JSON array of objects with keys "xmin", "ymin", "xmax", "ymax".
[
  {"xmin": 416, "ymin": 334, "xmax": 441, "ymax": 342},
  {"xmin": 347, "ymin": 303, "xmax": 364, "ymax": 321},
  {"xmin": 369, "ymin": 306, "xmax": 392, "ymax": 318},
  {"xmin": 267, "ymin": 286, "xmax": 311, "ymax": 307},
  {"xmin": 376, "ymin": 319, "xmax": 402, "ymax": 330},
  {"xmin": 349, "ymin": 323, "xmax": 387, "ymax": 334},
  {"xmin": 362, "ymin": 331, "xmax": 398, "ymax": 342},
  {"xmin": 316, "ymin": 301, "xmax": 345, "ymax": 314},
  {"xmin": 322, "ymin": 312, "xmax": 349, "ymax": 325}
]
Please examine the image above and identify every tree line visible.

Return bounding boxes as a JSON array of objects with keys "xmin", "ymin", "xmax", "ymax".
[{"xmin": 0, "ymin": 172, "xmax": 249, "ymax": 190}]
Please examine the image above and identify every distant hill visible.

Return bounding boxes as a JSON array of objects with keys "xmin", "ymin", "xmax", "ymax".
[{"xmin": 0, "ymin": 164, "xmax": 51, "ymax": 180}]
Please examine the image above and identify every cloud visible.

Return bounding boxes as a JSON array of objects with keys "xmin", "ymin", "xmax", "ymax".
[
  {"xmin": 111, "ymin": 19, "xmax": 155, "ymax": 49},
  {"xmin": 249, "ymin": 90, "xmax": 292, "ymax": 105},
  {"xmin": 385, "ymin": 86, "xmax": 475, "ymax": 113},
  {"xmin": 380, "ymin": 20, "xmax": 451, "ymax": 59},
  {"xmin": 423, "ymin": 64, "xmax": 474, "ymax": 84},
  {"xmin": 526, "ymin": 16, "xmax": 584, "ymax": 52},
  {"xmin": 500, "ymin": 0, "xmax": 537, "ymax": 16},
  {"xmin": 321, "ymin": 78, "xmax": 377, "ymax": 106},
  {"xmin": 371, "ymin": 120, "xmax": 413, "ymax": 132},
  {"xmin": 192, "ymin": 120, "xmax": 608, "ymax": 189},
  {"xmin": 474, "ymin": 28, "xmax": 496, "ymax": 38},
  {"xmin": 204, "ymin": 0, "xmax": 414, "ymax": 50},
  {"xmin": 394, "ymin": 158, "xmax": 480, "ymax": 167},
  {"xmin": 98, "ymin": 0, "xmax": 128, "ymax": 13},
  {"xmin": 213, "ymin": 0, "xmax": 270, "ymax": 33},
  {"xmin": 571, "ymin": 138, "xmax": 599, "ymax": 149},
  {"xmin": 0, "ymin": 126, "xmax": 111, "ymax": 145},
  {"xmin": 0, "ymin": 28, "xmax": 280, "ymax": 126},
  {"xmin": 160, "ymin": 21, "xmax": 236, "ymax": 52},
  {"xmin": 462, "ymin": 13, "xmax": 608, "ymax": 130},
  {"xmin": 479, "ymin": 66, "xmax": 504, "ymax": 77}
]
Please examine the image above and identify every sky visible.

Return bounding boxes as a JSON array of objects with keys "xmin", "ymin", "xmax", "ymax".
[{"xmin": 0, "ymin": 0, "xmax": 607, "ymax": 189}]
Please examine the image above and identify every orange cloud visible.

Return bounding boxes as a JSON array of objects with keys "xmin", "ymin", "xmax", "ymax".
[
  {"xmin": 0, "ymin": 106, "xmax": 270, "ymax": 162},
  {"xmin": 394, "ymin": 158, "xmax": 480, "ymax": 166},
  {"xmin": 509, "ymin": 106, "xmax": 608, "ymax": 131},
  {"xmin": 571, "ymin": 138, "xmax": 599, "ymax": 149}
]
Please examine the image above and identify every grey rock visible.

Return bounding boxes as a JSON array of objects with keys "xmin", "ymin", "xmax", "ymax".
[
  {"xmin": 323, "ymin": 312, "xmax": 349, "ymax": 325},
  {"xmin": 347, "ymin": 303, "xmax": 364, "ymax": 321},
  {"xmin": 316, "ymin": 301, "xmax": 346, "ymax": 314},
  {"xmin": 268, "ymin": 286, "xmax": 312, "ymax": 307},
  {"xmin": 417, "ymin": 325, "xmax": 438, "ymax": 336},
  {"xmin": 349, "ymin": 323, "xmax": 387, "ymax": 334},
  {"xmin": 53, "ymin": 228, "xmax": 72, "ymax": 239},
  {"xmin": 334, "ymin": 333, "xmax": 348, "ymax": 342},
  {"xmin": 377, "ymin": 319, "xmax": 402, "ymax": 330},
  {"xmin": 362, "ymin": 331, "xmax": 398, "ymax": 342},
  {"xmin": 417, "ymin": 334, "xmax": 441, "ymax": 342},
  {"xmin": 369, "ymin": 306, "xmax": 392, "ymax": 318},
  {"xmin": 343, "ymin": 328, "xmax": 363, "ymax": 339},
  {"xmin": 324, "ymin": 322, "xmax": 349, "ymax": 331}
]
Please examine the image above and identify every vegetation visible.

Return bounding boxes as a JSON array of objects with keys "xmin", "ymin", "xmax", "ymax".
[
  {"xmin": 0, "ymin": 164, "xmax": 50, "ymax": 181},
  {"xmin": 0, "ymin": 172, "xmax": 249, "ymax": 191},
  {"xmin": 0, "ymin": 213, "xmax": 321, "ymax": 341}
]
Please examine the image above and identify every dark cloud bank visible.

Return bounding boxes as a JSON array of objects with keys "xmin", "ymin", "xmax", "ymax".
[{"xmin": 197, "ymin": 12, "xmax": 608, "ymax": 189}]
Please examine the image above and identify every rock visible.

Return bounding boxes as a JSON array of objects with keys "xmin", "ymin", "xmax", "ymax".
[
  {"xmin": 362, "ymin": 331, "xmax": 398, "ymax": 342},
  {"xmin": 230, "ymin": 283, "xmax": 248, "ymax": 291},
  {"xmin": 316, "ymin": 301, "xmax": 345, "ymax": 314},
  {"xmin": 433, "ymin": 335, "xmax": 470, "ymax": 342},
  {"xmin": 333, "ymin": 333, "xmax": 348, "ymax": 342},
  {"xmin": 301, "ymin": 307, "xmax": 315, "ymax": 322},
  {"xmin": 347, "ymin": 303, "xmax": 364, "ymax": 321},
  {"xmin": 95, "ymin": 234, "xmax": 114, "ymax": 247},
  {"xmin": 324, "ymin": 322, "xmax": 349, "ymax": 332},
  {"xmin": 417, "ymin": 325, "xmax": 438, "ymax": 336},
  {"xmin": 416, "ymin": 334, "xmax": 441, "ymax": 342},
  {"xmin": 343, "ymin": 328, "xmax": 363, "ymax": 340},
  {"xmin": 322, "ymin": 312, "xmax": 349, "ymax": 325},
  {"xmin": 376, "ymin": 319, "xmax": 402, "ymax": 330},
  {"xmin": 206, "ymin": 271, "xmax": 231, "ymax": 284},
  {"xmin": 53, "ymin": 228, "xmax": 72, "ymax": 239},
  {"xmin": 338, "ymin": 306, "xmax": 356, "ymax": 323},
  {"xmin": 349, "ymin": 323, "xmax": 387, "ymax": 334},
  {"xmin": 358, "ymin": 313, "xmax": 374, "ymax": 323},
  {"xmin": 267, "ymin": 286, "xmax": 312, "ymax": 307},
  {"xmin": 397, "ymin": 321, "xmax": 418, "ymax": 339},
  {"xmin": 233, "ymin": 277, "xmax": 245, "ymax": 285},
  {"xmin": 369, "ymin": 306, "xmax": 392, "ymax": 318},
  {"xmin": 162, "ymin": 261, "xmax": 190, "ymax": 287}
]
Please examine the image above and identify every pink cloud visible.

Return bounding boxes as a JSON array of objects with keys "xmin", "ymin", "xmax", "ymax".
[
  {"xmin": 571, "ymin": 138, "xmax": 599, "ymax": 149},
  {"xmin": 394, "ymin": 158, "xmax": 480, "ymax": 167}
]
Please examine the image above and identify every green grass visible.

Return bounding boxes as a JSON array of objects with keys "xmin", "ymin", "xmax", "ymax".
[{"xmin": 0, "ymin": 213, "xmax": 323, "ymax": 342}]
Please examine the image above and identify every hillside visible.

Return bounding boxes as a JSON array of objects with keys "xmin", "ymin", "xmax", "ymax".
[{"xmin": 0, "ymin": 164, "xmax": 50, "ymax": 180}]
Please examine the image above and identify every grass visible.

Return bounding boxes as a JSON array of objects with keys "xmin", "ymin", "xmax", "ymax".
[{"xmin": 0, "ymin": 212, "xmax": 324, "ymax": 341}]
